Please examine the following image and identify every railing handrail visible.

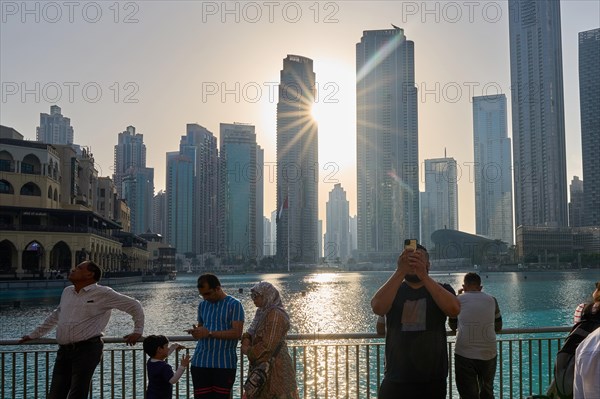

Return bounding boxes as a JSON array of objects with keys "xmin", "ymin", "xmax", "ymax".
[{"xmin": 0, "ymin": 326, "xmax": 572, "ymax": 346}]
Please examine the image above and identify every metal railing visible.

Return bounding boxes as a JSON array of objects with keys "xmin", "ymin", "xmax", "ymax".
[{"xmin": 0, "ymin": 327, "xmax": 572, "ymax": 399}]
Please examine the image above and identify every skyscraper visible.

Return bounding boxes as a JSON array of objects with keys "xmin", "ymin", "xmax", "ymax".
[
  {"xmin": 121, "ymin": 167, "xmax": 154, "ymax": 235},
  {"xmin": 219, "ymin": 122, "xmax": 262, "ymax": 261},
  {"xmin": 166, "ymin": 152, "xmax": 193, "ymax": 254},
  {"xmin": 113, "ymin": 125, "xmax": 153, "ymax": 235},
  {"xmin": 325, "ymin": 183, "xmax": 350, "ymax": 261},
  {"xmin": 509, "ymin": 0, "xmax": 568, "ymax": 228},
  {"xmin": 113, "ymin": 126, "xmax": 146, "ymax": 198},
  {"xmin": 420, "ymin": 157, "xmax": 458, "ymax": 249},
  {"xmin": 36, "ymin": 105, "xmax": 74, "ymax": 145},
  {"xmin": 152, "ymin": 190, "xmax": 167, "ymax": 238},
  {"xmin": 181, "ymin": 123, "xmax": 219, "ymax": 255},
  {"xmin": 356, "ymin": 27, "xmax": 419, "ymax": 258},
  {"xmin": 569, "ymin": 176, "xmax": 585, "ymax": 228},
  {"xmin": 473, "ymin": 94, "xmax": 514, "ymax": 244},
  {"xmin": 578, "ymin": 28, "xmax": 600, "ymax": 226},
  {"xmin": 276, "ymin": 55, "xmax": 319, "ymax": 265}
]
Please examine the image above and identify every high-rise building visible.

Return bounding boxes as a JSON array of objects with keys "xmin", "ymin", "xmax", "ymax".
[
  {"xmin": 276, "ymin": 55, "xmax": 319, "ymax": 264},
  {"xmin": 181, "ymin": 123, "xmax": 219, "ymax": 255},
  {"xmin": 36, "ymin": 105, "xmax": 74, "ymax": 145},
  {"xmin": 113, "ymin": 126, "xmax": 153, "ymax": 235},
  {"xmin": 256, "ymin": 145, "xmax": 264, "ymax": 258},
  {"xmin": 579, "ymin": 28, "xmax": 600, "ymax": 226},
  {"xmin": 121, "ymin": 167, "xmax": 154, "ymax": 235},
  {"xmin": 219, "ymin": 122, "xmax": 262, "ymax": 261},
  {"xmin": 356, "ymin": 27, "xmax": 419, "ymax": 259},
  {"xmin": 152, "ymin": 190, "xmax": 167, "ymax": 238},
  {"xmin": 349, "ymin": 215, "xmax": 357, "ymax": 254},
  {"xmin": 263, "ymin": 216, "xmax": 272, "ymax": 256},
  {"xmin": 325, "ymin": 183, "xmax": 350, "ymax": 261},
  {"xmin": 166, "ymin": 152, "xmax": 193, "ymax": 254},
  {"xmin": 268, "ymin": 210, "xmax": 277, "ymax": 256},
  {"xmin": 473, "ymin": 94, "xmax": 514, "ymax": 244},
  {"xmin": 569, "ymin": 176, "xmax": 585, "ymax": 228},
  {"xmin": 97, "ymin": 177, "xmax": 117, "ymax": 222},
  {"xmin": 420, "ymin": 157, "xmax": 458, "ymax": 249},
  {"xmin": 509, "ymin": 0, "xmax": 568, "ymax": 228},
  {"xmin": 113, "ymin": 126, "xmax": 146, "ymax": 198}
]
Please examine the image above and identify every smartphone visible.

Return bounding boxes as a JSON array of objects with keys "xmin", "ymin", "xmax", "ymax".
[{"xmin": 404, "ymin": 239, "xmax": 417, "ymax": 251}]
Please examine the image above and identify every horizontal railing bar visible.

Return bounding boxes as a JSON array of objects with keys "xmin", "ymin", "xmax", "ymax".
[{"xmin": 0, "ymin": 326, "xmax": 572, "ymax": 346}]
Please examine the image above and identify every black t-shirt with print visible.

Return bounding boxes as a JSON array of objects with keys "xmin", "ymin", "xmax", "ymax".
[{"xmin": 384, "ymin": 281, "xmax": 456, "ymax": 384}]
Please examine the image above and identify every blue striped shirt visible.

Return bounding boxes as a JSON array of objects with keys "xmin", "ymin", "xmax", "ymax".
[{"xmin": 191, "ymin": 295, "xmax": 245, "ymax": 369}]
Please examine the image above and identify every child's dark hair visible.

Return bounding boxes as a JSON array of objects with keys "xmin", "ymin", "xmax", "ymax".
[{"xmin": 143, "ymin": 335, "xmax": 168, "ymax": 357}]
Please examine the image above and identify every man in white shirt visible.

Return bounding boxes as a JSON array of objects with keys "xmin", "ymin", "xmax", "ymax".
[
  {"xmin": 449, "ymin": 272, "xmax": 502, "ymax": 399},
  {"xmin": 574, "ymin": 327, "xmax": 600, "ymax": 398},
  {"xmin": 19, "ymin": 260, "xmax": 145, "ymax": 399}
]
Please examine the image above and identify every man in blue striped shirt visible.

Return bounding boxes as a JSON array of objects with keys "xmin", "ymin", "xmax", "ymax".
[{"xmin": 187, "ymin": 274, "xmax": 245, "ymax": 399}]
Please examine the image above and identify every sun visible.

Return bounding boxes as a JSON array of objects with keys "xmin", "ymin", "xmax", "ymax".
[{"xmin": 310, "ymin": 58, "xmax": 356, "ymax": 166}]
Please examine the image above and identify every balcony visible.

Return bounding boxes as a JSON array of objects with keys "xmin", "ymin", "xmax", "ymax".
[{"xmin": 0, "ymin": 327, "xmax": 571, "ymax": 399}]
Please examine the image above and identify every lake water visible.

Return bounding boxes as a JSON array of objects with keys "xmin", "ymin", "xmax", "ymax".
[
  {"xmin": 2, "ymin": 270, "xmax": 599, "ymax": 340},
  {"xmin": 1, "ymin": 270, "xmax": 599, "ymax": 399}
]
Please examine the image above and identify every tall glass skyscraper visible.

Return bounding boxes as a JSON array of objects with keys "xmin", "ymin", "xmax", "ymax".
[
  {"xmin": 420, "ymin": 157, "xmax": 458, "ymax": 249},
  {"xmin": 113, "ymin": 125, "xmax": 153, "ymax": 235},
  {"xmin": 578, "ymin": 28, "xmax": 600, "ymax": 226},
  {"xmin": 509, "ymin": 0, "xmax": 568, "ymax": 228},
  {"xmin": 276, "ymin": 55, "xmax": 319, "ymax": 264},
  {"xmin": 113, "ymin": 126, "xmax": 146, "ymax": 198},
  {"xmin": 473, "ymin": 94, "xmax": 514, "ymax": 244},
  {"xmin": 356, "ymin": 27, "xmax": 419, "ymax": 258},
  {"xmin": 325, "ymin": 183, "xmax": 350, "ymax": 261},
  {"xmin": 219, "ymin": 122, "xmax": 262, "ymax": 261},
  {"xmin": 181, "ymin": 123, "xmax": 219, "ymax": 255},
  {"xmin": 166, "ymin": 151, "xmax": 193, "ymax": 254},
  {"xmin": 121, "ymin": 167, "xmax": 154, "ymax": 235},
  {"xmin": 36, "ymin": 105, "xmax": 74, "ymax": 145}
]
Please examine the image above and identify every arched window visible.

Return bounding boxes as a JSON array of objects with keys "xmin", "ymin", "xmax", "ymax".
[
  {"xmin": 48, "ymin": 186, "xmax": 53, "ymax": 199},
  {"xmin": 0, "ymin": 150, "xmax": 15, "ymax": 172},
  {"xmin": 20, "ymin": 182, "xmax": 41, "ymax": 196},
  {"xmin": 21, "ymin": 154, "xmax": 41, "ymax": 175},
  {"xmin": 0, "ymin": 180, "xmax": 14, "ymax": 194}
]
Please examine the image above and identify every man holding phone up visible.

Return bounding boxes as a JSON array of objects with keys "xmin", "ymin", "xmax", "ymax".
[{"xmin": 371, "ymin": 240, "xmax": 460, "ymax": 399}]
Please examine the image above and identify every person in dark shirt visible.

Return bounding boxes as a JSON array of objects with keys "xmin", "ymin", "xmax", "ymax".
[
  {"xmin": 143, "ymin": 335, "xmax": 190, "ymax": 399},
  {"xmin": 371, "ymin": 244, "xmax": 460, "ymax": 399}
]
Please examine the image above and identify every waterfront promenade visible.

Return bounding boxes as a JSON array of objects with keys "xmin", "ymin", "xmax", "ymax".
[
  {"xmin": 1, "ymin": 270, "xmax": 598, "ymax": 397},
  {"xmin": 1, "ymin": 327, "xmax": 572, "ymax": 399}
]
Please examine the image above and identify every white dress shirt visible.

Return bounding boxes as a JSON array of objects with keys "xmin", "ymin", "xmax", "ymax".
[
  {"xmin": 28, "ymin": 283, "xmax": 144, "ymax": 345},
  {"xmin": 574, "ymin": 327, "xmax": 600, "ymax": 399}
]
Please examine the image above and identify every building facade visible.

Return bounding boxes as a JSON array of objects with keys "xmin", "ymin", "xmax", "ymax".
[
  {"xmin": 276, "ymin": 55, "xmax": 319, "ymax": 264},
  {"xmin": 152, "ymin": 190, "xmax": 167, "ymax": 238},
  {"xmin": 420, "ymin": 157, "xmax": 459, "ymax": 249},
  {"xmin": 356, "ymin": 27, "xmax": 419, "ymax": 260},
  {"xmin": 113, "ymin": 125, "xmax": 146, "ymax": 198},
  {"xmin": 325, "ymin": 183, "xmax": 350, "ymax": 261},
  {"xmin": 1, "ymin": 129, "xmax": 138, "ymax": 276},
  {"xmin": 473, "ymin": 94, "xmax": 514, "ymax": 244},
  {"xmin": 181, "ymin": 123, "xmax": 219, "ymax": 255},
  {"xmin": 569, "ymin": 176, "xmax": 585, "ymax": 228},
  {"xmin": 219, "ymin": 122, "xmax": 262, "ymax": 262},
  {"xmin": 166, "ymin": 151, "xmax": 194, "ymax": 254},
  {"xmin": 36, "ymin": 105, "xmax": 74, "ymax": 145},
  {"xmin": 509, "ymin": 0, "xmax": 568, "ymax": 228},
  {"xmin": 579, "ymin": 28, "xmax": 600, "ymax": 226}
]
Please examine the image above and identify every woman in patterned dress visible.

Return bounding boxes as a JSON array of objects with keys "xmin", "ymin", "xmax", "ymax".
[{"xmin": 241, "ymin": 281, "xmax": 299, "ymax": 399}]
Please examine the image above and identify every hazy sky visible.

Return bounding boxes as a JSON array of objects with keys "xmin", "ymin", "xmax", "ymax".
[{"xmin": 1, "ymin": 0, "xmax": 598, "ymax": 235}]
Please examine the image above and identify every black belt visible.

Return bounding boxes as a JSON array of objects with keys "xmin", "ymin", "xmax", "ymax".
[{"xmin": 59, "ymin": 336, "xmax": 103, "ymax": 349}]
